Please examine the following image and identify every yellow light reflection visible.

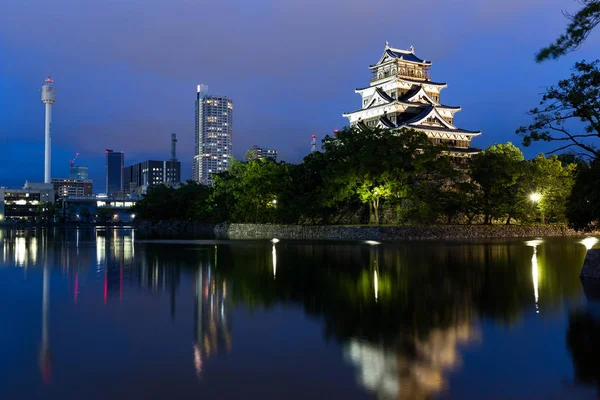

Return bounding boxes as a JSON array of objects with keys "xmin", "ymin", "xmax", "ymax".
[
  {"xmin": 526, "ymin": 239, "xmax": 543, "ymax": 314},
  {"xmin": 30, "ymin": 237, "xmax": 38, "ymax": 265},
  {"xmin": 15, "ymin": 237, "xmax": 26, "ymax": 267},
  {"xmin": 96, "ymin": 236, "xmax": 105, "ymax": 267},
  {"xmin": 272, "ymin": 243, "xmax": 277, "ymax": 279},
  {"xmin": 374, "ymin": 270, "xmax": 379, "ymax": 302}
]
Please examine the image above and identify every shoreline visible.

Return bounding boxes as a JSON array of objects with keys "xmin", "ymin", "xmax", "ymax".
[{"xmin": 134, "ymin": 221, "xmax": 598, "ymax": 241}]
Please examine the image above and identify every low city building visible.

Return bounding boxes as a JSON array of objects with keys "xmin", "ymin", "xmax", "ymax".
[
  {"xmin": 124, "ymin": 160, "xmax": 181, "ymax": 194},
  {"xmin": 0, "ymin": 183, "xmax": 55, "ymax": 221},
  {"xmin": 247, "ymin": 145, "xmax": 278, "ymax": 161},
  {"xmin": 52, "ymin": 178, "xmax": 93, "ymax": 198}
]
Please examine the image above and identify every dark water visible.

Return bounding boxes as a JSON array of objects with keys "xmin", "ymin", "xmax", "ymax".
[{"xmin": 1, "ymin": 228, "xmax": 599, "ymax": 399}]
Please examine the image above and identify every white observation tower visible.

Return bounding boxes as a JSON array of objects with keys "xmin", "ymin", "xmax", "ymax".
[{"xmin": 41, "ymin": 76, "xmax": 56, "ymax": 184}]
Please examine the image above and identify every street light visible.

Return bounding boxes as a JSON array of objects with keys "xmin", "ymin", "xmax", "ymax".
[
  {"xmin": 529, "ymin": 193, "xmax": 541, "ymax": 203},
  {"xmin": 529, "ymin": 192, "xmax": 543, "ymax": 224}
]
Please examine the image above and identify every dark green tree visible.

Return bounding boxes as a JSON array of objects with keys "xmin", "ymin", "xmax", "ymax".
[
  {"xmin": 516, "ymin": 60, "xmax": 600, "ymax": 159},
  {"xmin": 211, "ymin": 159, "xmax": 293, "ymax": 223},
  {"xmin": 537, "ymin": 1, "xmax": 600, "ymax": 62},
  {"xmin": 470, "ymin": 143, "xmax": 526, "ymax": 224},
  {"xmin": 321, "ymin": 127, "xmax": 449, "ymax": 224},
  {"xmin": 527, "ymin": 154, "xmax": 577, "ymax": 223},
  {"xmin": 566, "ymin": 160, "xmax": 600, "ymax": 229},
  {"xmin": 131, "ymin": 185, "xmax": 176, "ymax": 222}
]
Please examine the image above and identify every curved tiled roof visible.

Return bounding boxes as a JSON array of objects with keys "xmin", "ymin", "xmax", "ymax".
[{"xmin": 387, "ymin": 49, "xmax": 429, "ymax": 64}]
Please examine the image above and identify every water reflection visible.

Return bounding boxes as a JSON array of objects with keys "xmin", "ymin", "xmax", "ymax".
[
  {"xmin": 526, "ymin": 239, "xmax": 544, "ymax": 314},
  {"xmin": 0, "ymin": 229, "xmax": 595, "ymax": 399}
]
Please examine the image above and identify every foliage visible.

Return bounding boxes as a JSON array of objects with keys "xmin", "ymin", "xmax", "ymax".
[
  {"xmin": 130, "ymin": 129, "xmax": 584, "ymax": 227},
  {"xmin": 321, "ymin": 127, "xmax": 452, "ymax": 224},
  {"xmin": 469, "ymin": 143, "xmax": 526, "ymax": 224},
  {"xmin": 537, "ymin": 1, "xmax": 600, "ymax": 62},
  {"xmin": 211, "ymin": 159, "xmax": 293, "ymax": 223},
  {"xmin": 566, "ymin": 160, "xmax": 600, "ymax": 229},
  {"xmin": 131, "ymin": 181, "xmax": 211, "ymax": 222},
  {"xmin": 528, "ymin": 154, "xmax": 577, "ymax": 223},
  {"xmin": 516, "ymin": 60, "xmax": 600, "ymax": 159}
]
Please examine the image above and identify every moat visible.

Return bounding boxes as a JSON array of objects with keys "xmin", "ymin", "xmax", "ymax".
[{"xmin": 0, "ymin": 227, "xmax": 599, "ymax": 399}]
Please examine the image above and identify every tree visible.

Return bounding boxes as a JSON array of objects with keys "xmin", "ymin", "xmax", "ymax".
[
  {"xmin": 527, "ymin": 155, "xmax": 577, "ymax": 223},
  {"xmin": 470, "ymin": 143, "xmax": 526, "ymax": 224},
  {"xmin": 131, "ymin": 185, "xmax": 176, "ymax": 222},
  {"xmin": 80, "ymin": 206, "xmax": 92, "ymax": 223},
  {"xmin": 211, "ymin": 159, "xmax": 293, "ymax": 223},
  {"xmin": 537, "ymin": 1, "xmax": 600, "ymax": 62},
  {"xmin": 321, "ymin": 127, "xmax": 448, "ymax": 225},
  {"xmin": 516, "ymin": 60, "xmax": 600, "ymax": 159},
  {"xmin": 566, "ymin": 160, "xmax": 600, "ymax": 229},
  {"xmin": 96, "ymin": 207, "xmax": 114, "ymax": 224}
]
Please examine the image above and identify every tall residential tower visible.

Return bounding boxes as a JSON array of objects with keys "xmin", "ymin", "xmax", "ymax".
[
  {"xmin": 343, "ymin": 43, "xmax": 481, "ymax": 158},
  {"xmin": 193, "ymin": 85, "xmax": 233, "ymax": 185}
]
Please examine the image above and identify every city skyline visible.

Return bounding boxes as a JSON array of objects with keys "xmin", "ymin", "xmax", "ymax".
[{"xmin": 1, "ymin": 0, "xmax": 599, "ymax": 188}]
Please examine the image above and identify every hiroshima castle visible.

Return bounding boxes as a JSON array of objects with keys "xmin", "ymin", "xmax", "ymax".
[{"xmin": 343, "ymin": 42, "xmax": 481, "ymax": 157}]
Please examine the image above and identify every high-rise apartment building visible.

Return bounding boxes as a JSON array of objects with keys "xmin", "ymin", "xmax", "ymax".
[
  {"xmin": 247, "ymin": 145, "xmax": 277, "ymax": 161},
  {"xmin": 193, "ymin": 85, "xmax": 233, "ymax": 185},
  {"xmin": 105, "ymin": 149, "xmax": 124, "ymax": 196},
  {"xmin": 124, "ymin": 160, "xmax": 181, "ymax": 193}
]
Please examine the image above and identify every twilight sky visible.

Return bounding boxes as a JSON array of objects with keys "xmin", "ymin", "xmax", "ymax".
[{"xmin": 1, "ymin": 0, "xmax": 599, "ymax": 190}]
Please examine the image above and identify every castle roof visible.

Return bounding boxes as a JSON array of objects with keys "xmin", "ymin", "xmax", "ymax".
[
  {"xmin": 370, "ymin": 43, "xmax": 432, "ymax": 68},
  {"xmin": 355, "ymin": 76, "xmax": 447, "ymax": 92}
]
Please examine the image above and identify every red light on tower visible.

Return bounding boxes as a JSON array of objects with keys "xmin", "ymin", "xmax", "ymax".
[{"xmin": 311, "ymin": 134, "xmax": 317, "ymax": 153}]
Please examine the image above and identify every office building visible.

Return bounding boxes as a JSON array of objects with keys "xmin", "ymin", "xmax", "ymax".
[
  {"xmin": 193, "ymin": 85, "xmax": 233, "ymax": 185},
  {"xmin": 247, "ymin": 145, "xmax": 277, "ymax": 161},
  {"xmin": 124, "ymin": 160, "xmax": 181, "ymax": 194},
  {"xmin": 105, "ymin": 149, "xmax": 124, "ymax": 196},
  {"xmin": 51, "ymin": 178, "xmax": 93, "ymax": 198},
  {"xmin": 69, "ymin": 166, "xmax": 89, "ymax": 180},
  {"xmin": 343, "ymin": 42, "xmax": 481, "ymax": 158}
]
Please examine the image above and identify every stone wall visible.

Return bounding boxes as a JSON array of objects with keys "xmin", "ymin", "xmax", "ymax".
[
  {"xmin": 219, "ymin": 223, "xmax": 578, "ymax": 241},
  {"xmin": 136, "ymin": 221, "xmax": 590, "ymax": 241}
]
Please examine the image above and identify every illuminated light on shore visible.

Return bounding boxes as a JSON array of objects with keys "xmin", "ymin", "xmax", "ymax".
[
  {"xmin": 271, "ymin": 238, "xmax": 280, "ymax": 244},
  {"xmin": 580, "ymin": 237, "xmax": 599, "ymax": 250},
  {"xmin": 364, "ymin": 240, "xmax": 381, "ymax": 246}
]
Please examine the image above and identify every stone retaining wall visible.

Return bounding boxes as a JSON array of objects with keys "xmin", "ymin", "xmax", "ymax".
[{"xmin": 136, "ymin": 221, "xmax": 591, "ymax": 241}]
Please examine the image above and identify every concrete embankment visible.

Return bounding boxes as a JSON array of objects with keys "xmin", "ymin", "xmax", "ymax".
[{"xmin": 135, "ymin": 221, "xmax": 589, "ymax": 241}]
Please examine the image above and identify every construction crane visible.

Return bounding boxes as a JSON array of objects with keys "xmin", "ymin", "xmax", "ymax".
[{"xmin": 70, "ymin": 152, "xmax": 79, "ymax": 168}]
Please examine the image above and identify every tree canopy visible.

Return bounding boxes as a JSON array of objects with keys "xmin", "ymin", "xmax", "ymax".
[
  {"xmin": 537, "ymin": 0, "xmax": 600, "ymax": 62},
  {"xmin": 517, "ymin": 60, "xmax": 600, "ymax": 159}
]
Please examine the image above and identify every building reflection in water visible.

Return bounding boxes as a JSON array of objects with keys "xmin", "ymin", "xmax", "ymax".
[
  {"xmin": 193, "ymin": 246, "xmax": 231, "ymax": 377},
  {"xmin": 39, "ymin": 244, "xmax": 51, "ymax": 385}
]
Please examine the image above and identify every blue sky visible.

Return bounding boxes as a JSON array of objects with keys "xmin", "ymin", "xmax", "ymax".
[{"xmin": 1, "ymin": 0, "xmax": 599, "ymax": 189}]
